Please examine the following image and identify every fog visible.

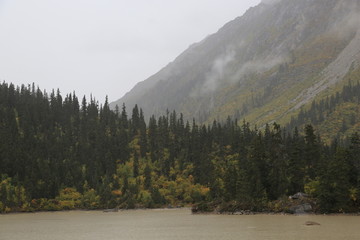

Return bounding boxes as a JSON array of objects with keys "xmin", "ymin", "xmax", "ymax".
[
  {"xmin": 0, "ymin": 0, "xmax": 261, "ymax": 103},
  {"xmin": 202, "ymin": 49, "xmax": 236, "ymax": 94}
]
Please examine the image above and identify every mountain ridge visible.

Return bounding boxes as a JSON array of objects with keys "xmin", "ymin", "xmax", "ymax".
[{"xmin": 110, "ymin": 0, "xmax": 360, "ymax": 133}]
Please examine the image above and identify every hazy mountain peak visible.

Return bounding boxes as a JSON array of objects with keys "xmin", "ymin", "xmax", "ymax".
[{"xmin": 261, "ymin": 0, "xmax": 282, "ymax": 5}]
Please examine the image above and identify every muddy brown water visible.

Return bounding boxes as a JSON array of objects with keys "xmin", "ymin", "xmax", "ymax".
[{"xmin": 1, "ymin": 209, "xmax": 360, "ymax": 240}]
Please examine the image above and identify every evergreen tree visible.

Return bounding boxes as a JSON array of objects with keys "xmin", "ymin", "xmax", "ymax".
[
  {"xmin": 304, "ymin": 124, "xmax": 321, "ymax": 180},
  {"xmin": 287, "ymin": 127, "xmax": 305, "ymax": 193},
  {"xmin": 144, "ymin": 163, "xmax": 152, "ymax": 190},
  {"xmin": 318, "ymin": 148, "xmax": 351, "ymax": 213}
]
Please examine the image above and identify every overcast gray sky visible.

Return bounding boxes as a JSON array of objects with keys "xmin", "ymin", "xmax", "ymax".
[{"xmin": 0, "ymin": 0, "xmax": 261, "ymax": 103}]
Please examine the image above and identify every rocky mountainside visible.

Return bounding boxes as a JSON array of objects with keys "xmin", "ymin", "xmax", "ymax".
[{"xmin": 110, "ymin": 0, "xmax": 360, "ymax": 131}]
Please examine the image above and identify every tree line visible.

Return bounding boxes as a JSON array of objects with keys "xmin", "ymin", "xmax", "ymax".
[
  {"xmin": 0, "ymin": 81, "xmax": 359, "ymax": 213},
  {"xmin": 288, "ymin": 80, "xmax": 360, "ymax": 134}
]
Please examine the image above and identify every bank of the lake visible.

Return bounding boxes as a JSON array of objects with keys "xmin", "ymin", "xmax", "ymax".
[
  {"xmin": 191, "ymin": 193, "xmax": 360, "ymax": 215},
  {"xmin": 1, "ymin": 208, "xmax": 360, "ymax": 240}
]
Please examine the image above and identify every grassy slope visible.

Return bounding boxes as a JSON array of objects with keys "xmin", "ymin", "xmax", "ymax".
[
  {"xmin": 204, "ymin": 33, "xmax": 358, "ymax": 139},
  {"xmin": 299, "ymin": 66, "xmax": 360, "ymax": 143}
]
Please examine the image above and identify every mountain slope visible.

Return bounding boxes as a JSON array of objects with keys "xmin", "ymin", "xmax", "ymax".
[{"xmin": 110, "ymin": 0, "xmax": 360, "ymax": 129}]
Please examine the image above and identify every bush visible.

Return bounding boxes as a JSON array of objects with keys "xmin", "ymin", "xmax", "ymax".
[
  {"xmin": 82, "ymin": 189, "xmax": 100, "ymax": 209},
  {"xmin": 56, "ymin": 188, "xmax": 82, "ymax": 210}
]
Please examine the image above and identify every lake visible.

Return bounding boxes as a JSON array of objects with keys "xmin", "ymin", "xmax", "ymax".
[{"xmin": 1, "ymin": 209, "xmax": 360, "ymax": 240}]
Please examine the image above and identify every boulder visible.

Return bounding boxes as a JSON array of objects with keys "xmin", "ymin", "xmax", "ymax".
[
  {"xmin": 233, "ymin": 210, "xmax": 254, "ymax": 215},
  {"xmin": 289, "ymin": 192, "xmax": 308, "ymax": 200},
  {"xmin": 305, "ymin": 221, "xmax": 320, "ymax": 226},
  {"xmin": 289, "ymin": 203, "xmax": 312, "ymax": 214}
]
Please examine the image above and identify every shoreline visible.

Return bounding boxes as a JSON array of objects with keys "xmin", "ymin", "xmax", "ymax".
[
  {"xmin": 2, "ymin": 207, "xmax": 360, "ymax": 216},
  {"xmin": 191, "ymin": 209, "xmax": 360, "ymax": 216},
  {"xmin": 193, "ymin": 211, "xmax": 360, "ymax": 216},
  {"xmin": 1, "ymin": 206, "xmax": 192, "ymax": 215}
]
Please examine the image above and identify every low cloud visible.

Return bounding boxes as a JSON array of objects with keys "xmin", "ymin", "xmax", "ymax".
[
  {"xmin": 329, "ymin": 2, "xmax": 360, "ymax": 39},
  {"xmin": 201, "ymin": 49, "xmax": 236, "ymax": 94},
  {"xmin": 192, "ymin": 50, "xmax": 287, "ymax": 99},
  {"xmin": 230, "ymin": 54, "xmax": 287, "ymax": 84}
]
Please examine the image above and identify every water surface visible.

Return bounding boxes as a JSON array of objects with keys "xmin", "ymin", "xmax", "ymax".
[{"xmin": 1, "ymin": 209, "xmax": 359, "ymax": 240}]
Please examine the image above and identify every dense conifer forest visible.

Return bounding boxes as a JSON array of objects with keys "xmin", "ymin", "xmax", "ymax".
[{"xmin": 0, "ymin": 82, "xmax": 360, "ymax": 213}]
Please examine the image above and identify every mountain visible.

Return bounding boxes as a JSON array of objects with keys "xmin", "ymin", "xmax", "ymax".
[{"xmin": 110, "ymin": 0, "xmax": 360, "ymax": 133}]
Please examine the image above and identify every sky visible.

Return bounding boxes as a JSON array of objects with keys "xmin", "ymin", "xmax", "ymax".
[{"xmin": 0, "ymin": 0, "xmax": 261, "ymax": 103}]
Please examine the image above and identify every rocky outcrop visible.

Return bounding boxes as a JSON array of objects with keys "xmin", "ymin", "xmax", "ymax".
[
  {"xmin": 289, "ymin": 203, "xmax": 312, "ymax": 214},
  {"xmin": 287, "ymin": 193, "xmax": 314, "ymax": 214},
  {"xmin": 293, "ymin": 24, "xmax": 360, "ymax": 111},
  {"xmin": 289, "ymin": 192, "xmax": 309, "ymax": 200}
]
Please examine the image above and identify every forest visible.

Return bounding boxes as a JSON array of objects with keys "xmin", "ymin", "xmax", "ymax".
[
  {"xmin": 288, "ymin": 80, "xmax": 360, "ymax": 136},
  {"xmin": 0, "ymin": 81, "xmax": 360, "ymax": 213}
]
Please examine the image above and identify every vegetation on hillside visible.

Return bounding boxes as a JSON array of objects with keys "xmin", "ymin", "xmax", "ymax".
[
  {"xmin": 1, "ymin": 82, "xmax": 360, "ymax": 214},
  {"xmin": 288, "ymin": 80, "xmax": 360, "ymax": 143}
]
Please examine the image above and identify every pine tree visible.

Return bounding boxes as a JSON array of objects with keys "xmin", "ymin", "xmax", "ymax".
[
  {"xmin": 304, "ymin": 124, "xmax": 321, "ymax": 180},
  {"xmin": 318, "ymin": 148, "xmax": 351, "ymax": 213},
  {"xmin": 265, "ymin": 123, "xmax": 289, "ymax": 200},
  {"xmin": 144, "ymin": 163, "xmax": 152, "ymax": 190},
  {"xmin": 287, "ymin": 127, "xmax": 305, "ymax": 193},
  {"xmin": 139, "ymin": 109, "xmax": 147, "ymax": 158},
  {"xmin": 133, "ymin": 152, "xmax": 139, "ymax": 178}
]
